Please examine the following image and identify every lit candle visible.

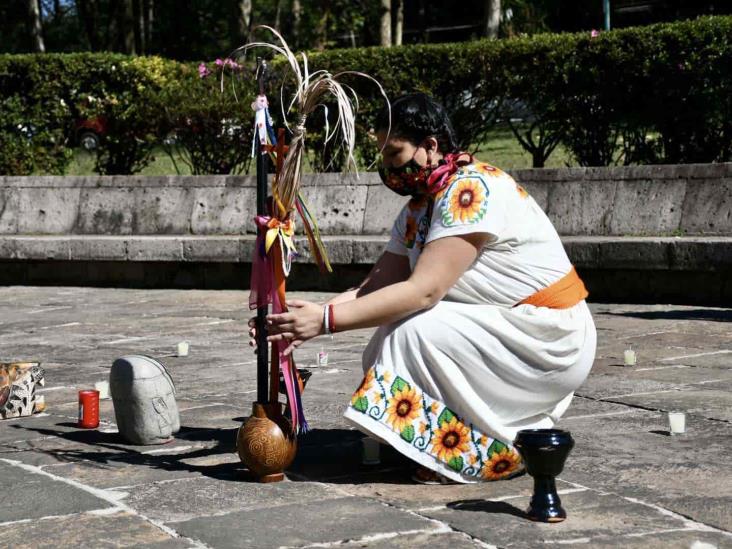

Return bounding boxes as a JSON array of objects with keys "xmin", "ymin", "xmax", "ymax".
[
  {"xmin": 361, "ymin": 437, "xmax": 381, "ymax": 465},
  {"xmin": 623, "ymin": 347, "xmax": 636, "ymax": 366},
  {"xmin": 668, "ymin": 411, "xmax": 686, "ymax": 435},
  {"xmin": 176, "ymin": 341, "xmax": 190, "ymax": 357},
  {"xmin": 317, "ymin": 346, "xmax": 328, "ymax": 367},
  {"xmin": 94, "ymin": 380, "xmax": 110, "ymax": 400}
]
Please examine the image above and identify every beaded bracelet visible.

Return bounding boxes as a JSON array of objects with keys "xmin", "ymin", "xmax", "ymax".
[{"xmin": 328, "ymin": 304, "xmax": 336, "ymax": 333}]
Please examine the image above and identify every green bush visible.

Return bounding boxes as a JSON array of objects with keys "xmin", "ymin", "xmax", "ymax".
[
  {"xmin": 1, "ymin": 16, "xmax": 730, "ymax": 174},
  {"xmin": 0, "ymin": 57, "xmax": 73, "ymax": 174},
  {"xmin": 306, "ymin": 15, "xmax": 732, "ymax": 167},
  {"xmin": 160, "ymin": 59, "xmax": 253, "ymax": 175},
  {"xmin": 0, "ymin": 53, "xmax": 179, "ymax": 175}
]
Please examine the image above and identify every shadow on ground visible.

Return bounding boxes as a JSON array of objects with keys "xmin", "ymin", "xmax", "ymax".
[
  {"xmin": 10, "ymin": 423, "xmax": 414, "ymax": 486},
  {"xmin": 12, "ymin": 422, "xmax": 246, "ymax": 482},
  {"xmin": 600, "ymin": 308, "xmax": 732, "ymax": 322},
  {"xmin": 447, "ymin": 498, "xmax": 528, "ymax": 519}
]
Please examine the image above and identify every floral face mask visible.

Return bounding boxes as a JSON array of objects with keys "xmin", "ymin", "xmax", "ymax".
[
  {"xmin": 378, "ymin": 151, "xmax": 473, "ymax": 197},
  {"xmin": 377, "ymin": 153, "xmax": 435, "ymax": 197}
]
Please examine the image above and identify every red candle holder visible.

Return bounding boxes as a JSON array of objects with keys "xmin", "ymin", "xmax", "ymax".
[{"xmin": 78, "ymin": 389, "xmax": 100, "ymax": 429}]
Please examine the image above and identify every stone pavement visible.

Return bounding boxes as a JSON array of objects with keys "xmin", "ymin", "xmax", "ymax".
[{"xmin": 0, "ymin": 286, "xmax": 730, "ymax": 548}]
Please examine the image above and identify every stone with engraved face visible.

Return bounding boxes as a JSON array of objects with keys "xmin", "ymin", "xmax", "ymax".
[{"xmin": 110, "ymin": 355, "xmax": 180, "ymax": 445}]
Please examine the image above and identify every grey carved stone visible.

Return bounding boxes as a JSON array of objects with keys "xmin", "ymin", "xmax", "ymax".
[{"xmin": 110, "ymin": 355, "xmax": 180, "ymax": 445}]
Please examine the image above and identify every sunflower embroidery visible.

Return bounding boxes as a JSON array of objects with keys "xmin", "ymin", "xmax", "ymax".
[
  {"xmin": 351, "ymin": 368, "xmax": 375, "ymax": 403},
  {"xmin": 385, "ymin": 386, "xmax": 422, "ymax": 433},
  {"xmin": 440, "ymin": 177, "xmax": 489, "ymax": 226},
  {"xmin": 482, "ymin": 448, "xmax": 522, "ymax": 480},
  {"xmin": 430, "ymin": 416, "xmax": 471, "ymax": 464},
  {"xmin": 474, "ymin": 162, "xmax": 504, "ymax": 177},
  {"xmin": 350, "ymin": 368, "xmax": 376, "ymax": 412},
  {"xmin": 515, "ymin": 183, "xmax": 529, "ymax": 199}
]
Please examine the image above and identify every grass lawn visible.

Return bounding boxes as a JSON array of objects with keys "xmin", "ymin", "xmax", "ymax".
[
  {"xmin": 64, "ymin": 126, "xmax": 574, "ymax": 176},
  {"xmin": 474, "ymin": 126, "xmax": 572, "ymax": 170}
]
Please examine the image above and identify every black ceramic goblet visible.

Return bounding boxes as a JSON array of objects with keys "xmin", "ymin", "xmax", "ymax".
[{"xmin": 513, "ymin": 428, "xmax": 574, "ymax": 523}]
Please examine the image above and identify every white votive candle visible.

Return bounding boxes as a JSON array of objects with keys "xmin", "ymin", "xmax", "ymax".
[
  {"xmin": 668, "ymin": 411, "xmax": 686, "ymax": 435},
  {"xmin": 361, "ymin": 437, "xmax": 381, "ymax": 465},
  {"xmin": 317, "ymin": 346, "xmax": 328, "ymax": 367},
  {"xmin": 94, "ymin": 380, "xmax": 110, "ymax": 400},
  {"xmin": 176, "ymin": 341, "xmax": 190, "ymax": 357},
  {"xmin": 623, "ymin": 348, "xmax": 637, "ymax": 366}
]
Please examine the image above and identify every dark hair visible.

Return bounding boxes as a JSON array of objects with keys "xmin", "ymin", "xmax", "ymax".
[{"xmin": 375, "ymin": 93, "xmax": 459, "ymax": 153}]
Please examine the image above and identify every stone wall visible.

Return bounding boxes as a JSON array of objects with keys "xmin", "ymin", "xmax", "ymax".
[
  {"xmin": 1, "ymin": 162, "xmax": 730, "ymax": 237},
  {"xmin": 0, "ymin": 164, "xmax": 730, "ymax": 303}
]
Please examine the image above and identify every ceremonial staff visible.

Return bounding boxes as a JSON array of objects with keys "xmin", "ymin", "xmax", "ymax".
[
  {"xmin": 235, "ymin": 27, "xmax": 388, "ymax": 482},
  {"xmin": 254, "ymin": 57, "xmax": 269, "ymax": 407}
]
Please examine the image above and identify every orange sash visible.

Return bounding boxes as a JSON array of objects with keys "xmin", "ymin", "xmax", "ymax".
[{"xmin": 518, "ymin": 267, "xmax": 588, "ymax": 309}]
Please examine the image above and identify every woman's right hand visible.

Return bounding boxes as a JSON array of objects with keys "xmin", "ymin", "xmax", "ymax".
[{"xmin": 248, "ymin": 317, "xmax": 258, "ymax": 352}]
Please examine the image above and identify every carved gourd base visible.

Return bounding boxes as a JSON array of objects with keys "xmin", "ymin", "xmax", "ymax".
[{"xmin": 236, "ymin": 402, "xmax": 296, "ymax": 482}]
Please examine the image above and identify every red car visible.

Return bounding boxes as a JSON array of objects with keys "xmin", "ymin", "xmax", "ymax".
[{"xmin": 74, "ymin": 116, "xmax": 108, "ymax": 150}]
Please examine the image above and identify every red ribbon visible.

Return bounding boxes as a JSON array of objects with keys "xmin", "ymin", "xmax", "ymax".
[{"xmin": 426, "ymin": 152, "xmax": 474, "ymax": 195}]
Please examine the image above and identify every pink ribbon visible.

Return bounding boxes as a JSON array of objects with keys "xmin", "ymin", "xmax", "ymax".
[
  {"xmin": 248, "ymin": 215, "xmax": 308, "ymax": 433},
  {"xmin": 248, "ymin": 216, "xmax": 275, "ymax": 310}
]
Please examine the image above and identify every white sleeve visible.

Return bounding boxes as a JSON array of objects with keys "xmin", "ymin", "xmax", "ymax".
[
  {"xmin": 385, "ymin": 206, "xmax": 409, "ymax": 256},
  {"xmin": 425, "ymin": 171, "xmax": 510, "ymax": 244}
]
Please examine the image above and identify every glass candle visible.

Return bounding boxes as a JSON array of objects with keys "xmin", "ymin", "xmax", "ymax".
[
  {"xmin": 623, "ymin": 349, "xmax": 637, "ymax": 366},
  {"xmin": 176, "ymin": 341, "xmax": 190, "ymax": 357},
  {"xmin": 361, "ymin": 437, "xmax": 381, "ymax": 465},
  {"xmin": 317, "ymin": 347, "xmax": 328, "ymax": 367},
  {"xmin": 668, "ymin": 411, "xmax": 686, "ymax": 435},
  {"xmin": 94, "ymin": 380, "xmax": 110, "ymax": 400}
]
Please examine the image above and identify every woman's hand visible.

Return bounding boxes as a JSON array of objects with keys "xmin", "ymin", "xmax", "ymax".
[
  {"xmin": 247, "ymin": 317, "xmax": 258, "ymax": 351},
  {"xmin": 266, "ymin": 299, "xmax": 324, "ymax": 355}
]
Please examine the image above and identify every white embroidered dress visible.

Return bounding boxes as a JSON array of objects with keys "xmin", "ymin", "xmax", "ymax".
[{"xmin": 344, "ymin": 162, "xmax": 596, "ymax": 483}]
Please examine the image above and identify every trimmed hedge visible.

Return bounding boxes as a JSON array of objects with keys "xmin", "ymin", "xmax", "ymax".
[
  {"xmin": 1, "ymin": 16, "xmax": 730, "ymax": 175},
  {"xmin": 0, "ymin": 53, "xmax": 179, "ymax": 174},
  {"xmin": 305, "ymin": 15, "xmax": 732, "ymax": 167}
]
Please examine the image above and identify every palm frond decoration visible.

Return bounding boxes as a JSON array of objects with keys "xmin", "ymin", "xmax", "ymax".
[{"xmin": 232, "ymin": 26, "xmax": 390, "ymax": 220}]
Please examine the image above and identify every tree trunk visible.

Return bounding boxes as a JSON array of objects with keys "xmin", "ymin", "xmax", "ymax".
[
  {"xmin": 394, "ymin": 0, "xmax": 403, "ymax": 46},
  {"xmin": 143, "ymin": 0, "xmax": 153, "ymax": 51},
  {"xmin": 484, "ymin": 0, "xmax": 500, "ymax": 39},
  {"xmin": 28, "ymin": 0, "xmax": 45, "ymax": 52},
  {"xmin": 418, "ymin": 0, "xmax": 427, "ymax": 43},
  {"xmin": 133, "ymin": 0, "xmax": 144, "ymax": 54},
  {"xmin": 77, "ymin": 0, "xmax": 100, "ymax": 51},
  {"xmin": 120, "ymin": 0, "xmax": 136, "ymax": 54},
  {"xmin": 314, "ymin": 0, "xmax": 329, "ymax": 51},
  {"xmin": 274, "ymin": 0, "xmax": 282, "ymax": 31},
  {"xmin": 380, "ymin": 0, "xmax": 391, "ymax": 47},
  {"xmin": 52, "ymin": 0, "xmax": 62, "ymax": 22},
  {"xmin": 235, "ymin": 0, "xmax": 252, "ymax": 43},
  {"xmin": 292, "ymin": 0, "xmax": 301, "ymax": 40}
]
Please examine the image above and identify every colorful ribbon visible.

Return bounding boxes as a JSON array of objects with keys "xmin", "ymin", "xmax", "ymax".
[
  {"xmin": 249, "ymin": 215, "xmax": 308, "ymax": 433},
  {"xmin": 426, "ymin": 152, "xmax": 474, "ymax": 195},
  {"xmin": 295, "ymin": 193, "xmax": 332, "ymax": 273}
]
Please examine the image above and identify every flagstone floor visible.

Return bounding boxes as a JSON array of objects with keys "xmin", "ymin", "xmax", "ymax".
[{"xmin": 0, "ymin": 287, "xmax": 730, "ymax": 548}]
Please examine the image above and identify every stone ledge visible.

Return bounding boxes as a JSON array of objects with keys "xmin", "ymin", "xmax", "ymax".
[
  {"xmin": 3, "ymin": 164, "xmax": 731, "ymax": 237},
  {"xmin": 0, "ymin": 235, "xmax": 730, "ymax": 271}
]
